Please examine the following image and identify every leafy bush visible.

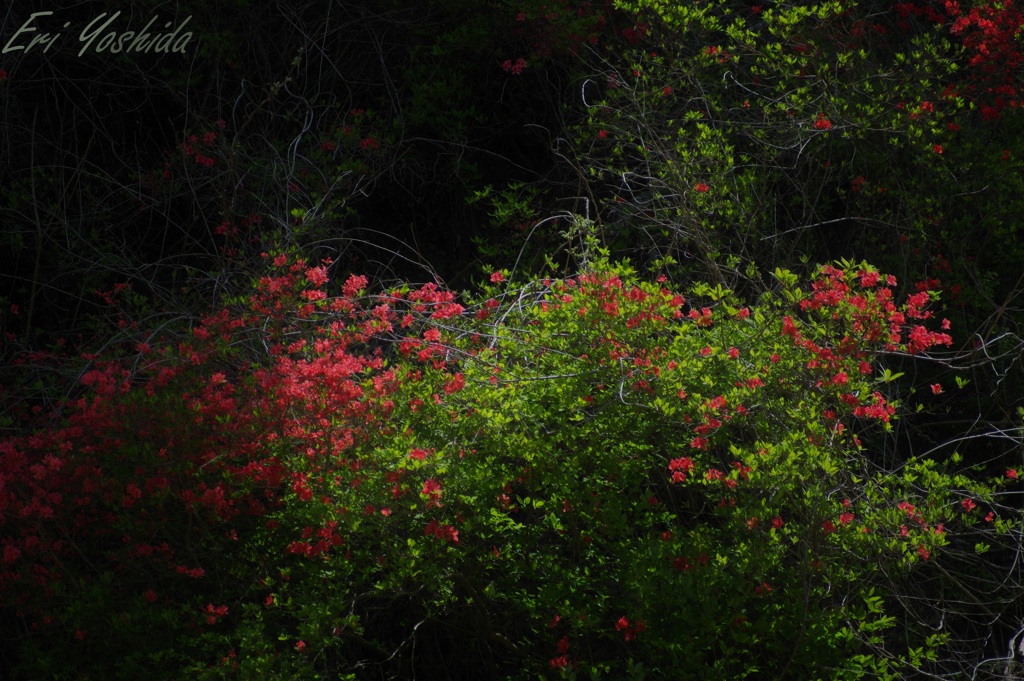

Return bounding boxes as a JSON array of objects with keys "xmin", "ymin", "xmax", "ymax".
[{"xmin": 2, "ymin": 250, "xmax": 1019, "ymax": 679}]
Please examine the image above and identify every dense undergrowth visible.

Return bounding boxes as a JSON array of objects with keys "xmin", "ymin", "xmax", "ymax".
[{"xmin": 3, "ymin": 253, "xmax": 1020, "ymax": 679}]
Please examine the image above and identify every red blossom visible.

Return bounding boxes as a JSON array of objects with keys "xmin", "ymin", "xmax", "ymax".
[
  {"xmin": 424, "ymin": 519, "xmax": 459, "ymax": 543},
  {"xmin": 615, "ymin": 616, "xmax": 646, "ymax": 640},
  {"xmin": 501, "ymin": 57, "xmax": 528, "ymax": 75},
  {"xmin": 422, "ymin": 478, "xmax": 443, "ymax": 507},
  {"xmin": 669, "ymin": 456, "xmax": 694, "ymax": 483},
  {"xmin": 305, "ymin": 266, "xmax": 329, "ymax": 287},
  {"xmin": 202, "ymin": 603, "xmax": 228, "ymax": 625}
]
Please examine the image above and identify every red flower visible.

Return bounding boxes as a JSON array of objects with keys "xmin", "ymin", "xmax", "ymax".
[
  {"xmin": 202, "ymin": 603, "xmax": 228, "ymax": 625},
  {"xmin": 501, "ymin": 57, "xmax": 527, "ymax": 75},
  {"xmin": 1008, "ymin": 469, "xmax": 1019, "ymax": 480},
  {"xmin": 442, "ymin": 372, "xmax": 466, "ymax": 394},
  {"xmin": 305, "ymin": 265, "xmax": 329, "ymax": 286},
  {"xmin": 930, "ymin": 383, "xmax": 943, "ymax": 395},
  {"xmin": 859, "ymin": 270, "xmax": 880, "ymax": 287},
  {"xmin": 424, "ymin": 519, "xmax": 459, "ymax": 543},
  {"xmin": 422, "ymin": 478, "xmax": 443, "ymax": 507},
  {"xmin": 556, "ymin": 635, "xmax": 569, "ymax": 653},
  {"xmin": 813, "ymin": 114, "xmax": 832, "ymax": 130},
  {"xmin": 489, "ymin": 271, "xmax": 505, "ymax": 283},
  {"xmin": 694, "ymin": 182, "xmax": 710, "ymax": 193},
  {"xmin": 669, "ymin": 456, "xmax": 694, "ymax": 483},
  {"xmin": 615, "ymin": 616, "xmax": 646, "ymax": 640},
  {"xmin": 961, "ymin": 498, "xmax": 977, "ymax": 512}
]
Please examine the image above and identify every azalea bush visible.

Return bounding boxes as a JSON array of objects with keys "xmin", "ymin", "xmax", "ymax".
[
  {"xmin": 2, "ymin": 247, "xmax": 1020, "ymax": 679},
  {"xmin": 551, "ymin": 0, "xmax": 1024, "ymax": 333}
]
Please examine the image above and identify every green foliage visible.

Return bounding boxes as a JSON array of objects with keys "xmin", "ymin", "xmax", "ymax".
[
  {"xmin": 560, "ymin": 0, "xmax": 1024, "ymax": 334},
  {"xmin": 3, "ymin": 254, "xmax": 1017, "ymax": 679}
]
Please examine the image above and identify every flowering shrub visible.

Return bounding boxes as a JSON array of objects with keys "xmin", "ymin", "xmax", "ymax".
[
  {"xmin": 557, "ymin": 0, "xmax": 1024, "ymax": 356},
  {"xmin": 0, "ymin": 252, "xmax": 1018, "ymax": 679}
]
